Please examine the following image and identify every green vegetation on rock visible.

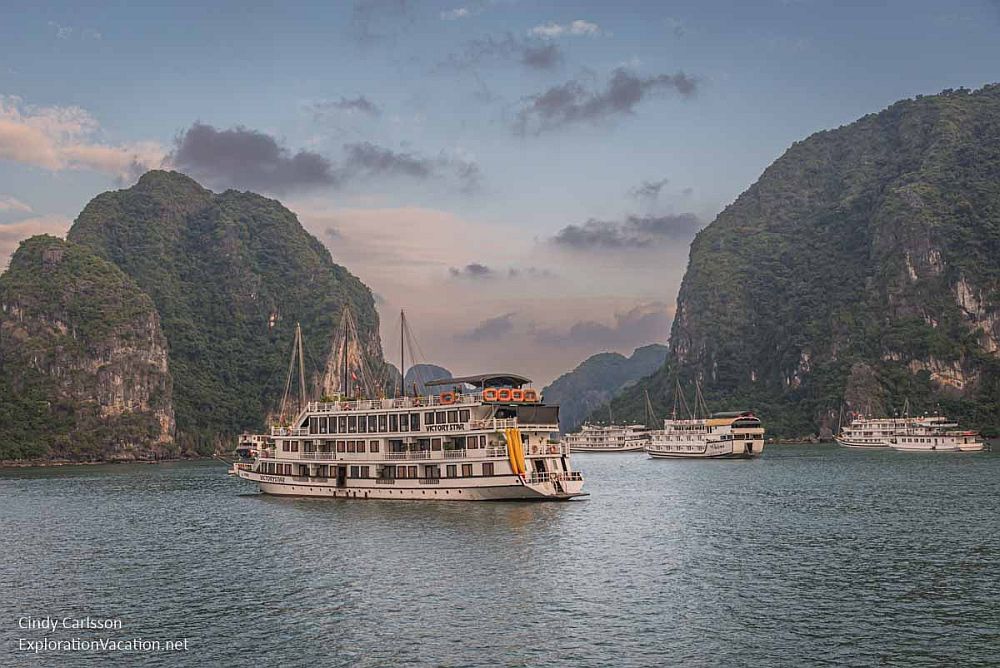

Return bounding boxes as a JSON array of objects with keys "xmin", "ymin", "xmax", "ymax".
[
  {"xmin": 603, "ymin": 85, "xmax": 1000, "ymax": 438},
  {"xmin": 67, "ymin": 171, "xmax": 386, "ymax": 450},
  {"xmin": 544, "ymin": 344, "xmax": 667, "ymax": 432},
  {"xmin": 0, "ymin": 235, "xmax": 174, "ymax": 460}
]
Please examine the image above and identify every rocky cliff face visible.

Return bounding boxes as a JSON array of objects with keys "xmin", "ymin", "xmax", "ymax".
[
  {"xmin": 608, "ymin": 85, "xmax": 1000, "ymax": 437},
  {"xmin": 67, "ymin": 171, "xmax": 386, "ymax": 449},
  {"xmin": 0, "ymin": 236, "xmax": 175, "ymax": 461},
  {"xmin": 546, "ymin": 344, "xmax": 667, "ymax": 432}
]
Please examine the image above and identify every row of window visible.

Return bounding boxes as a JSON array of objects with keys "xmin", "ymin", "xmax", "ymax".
[
  {"xmin": 307, "ymin": 409, "xmax": 472, "ymax": 435},
  {"xmin": 258, "ymin": 462, "xmax": 497, "ymax": 478},
  {"xmin": 280, "ymin": 435, "xmax": 490, "ymax": 452}
]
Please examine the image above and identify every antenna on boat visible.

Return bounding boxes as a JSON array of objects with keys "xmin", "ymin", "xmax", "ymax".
[
  {"xmin": 644, "ymin": 389, "xmax": 657, "ymax": 428},
  {"xmin": 399, "ymin": 309, "xmax": 406, "ymax": 397},
  {"xmin": 279, "ymin": 322, "xmax": 307, "ymax": 423}
]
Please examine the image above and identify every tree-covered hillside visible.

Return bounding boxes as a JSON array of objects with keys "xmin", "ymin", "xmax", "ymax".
[{"xmin": 67, "ymin": 171, "xmax": 386, "ymax": 449}]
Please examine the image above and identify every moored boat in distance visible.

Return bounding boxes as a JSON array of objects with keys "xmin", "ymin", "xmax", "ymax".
[
  {"xmin": 889, "ymin": 415, "xmax": 986, "ymax": 452},
  {"xmin": 563, "ymin": 423, "xmax": 649, "ymax": 452},
  {"xmin": 647, "ymin": 411, "xmax": 765, "ymax": 459},
  {"xmin": 835, "ymin": 410, "xmax": 987, "ymax": 452}
]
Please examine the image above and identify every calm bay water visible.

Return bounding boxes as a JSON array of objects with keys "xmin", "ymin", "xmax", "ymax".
[{"xmin": 2, "ymin": 445, "xmax": 999, "ymax": 667}]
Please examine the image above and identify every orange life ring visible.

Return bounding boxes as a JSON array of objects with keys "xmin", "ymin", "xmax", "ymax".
[
  {"xmin": 511, "ymin": 389, "xmax": 524, "ymax": 402},
  {"xmin": 523, "ymin": 389, "xmax": 539, "ymax": 402},
  {"xmin": 497, "ymin": 388, "xmax": 513, "ymax": 402},
  {"xmin": 439, "ymin": 391, "xmax": 456, "ymax": 405},
  {"xmin": 482, "ymin": 388, "xmax": 499, "ymax": 402}
]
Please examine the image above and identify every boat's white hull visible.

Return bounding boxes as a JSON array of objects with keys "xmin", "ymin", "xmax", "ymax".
[
  {"xmin": 834, "ymin": 437, "xmax": 892, "ymax": 449},
  {"xmin": 236, "ymin": 469, "xmax": 586, "ymax": 501},
  {"xmin": 889, "ymin": 443, "xmax": 961, "ymax": 452},
  {"xmin": 570, "ymin": 444, "xmax": 647, "ymax": 453},
  {"xmin": 646, "ymin": 440, "xmax": 764, "ymax": 459}
]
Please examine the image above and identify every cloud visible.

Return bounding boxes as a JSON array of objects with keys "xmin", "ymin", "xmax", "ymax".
[
  {"xmin": 441, "ymin": 7, "xmax": 472, "ymax": 20},
  {"xmin": 0, "ymin": 196, "xmax": 32, "ymax": 214},
  {"xmin": 438, "ymin": 32, "xmax": 564, "ymax": 71},
  {"xmin": 168, "ymin": 124, "xmax": 480, "ymax": 193},
  {"xmin": 514, "ymin": 68, "xmax": 698, "ymax": 134},
  {"xmin": 0, "ymin": 214, "xmax": 73, "ymax": 269},
  {"xmin": 531, "ymin": 302, "xmax": 670, "ymax": 349},
  {"xmin": 552, "ymin": 213, "xmax": 702, "ymax": 250},
  {"xmin": 528, "ymin": 20, "xmax": 601, "ymax": 38},
  {"xmin": 0, "ymin": 96, "xmax": 164, "ymax": 181},
  {"xmin": 342, "ymin": 142, "xmax": 482, "ymax": 191},
  {"xmin": 456, "ymin": 312, "xmax": 516, "ymax": 342},
  {"xmin": 449, "ymin": 262, "xmax": 494, "ymax": 278},
  {"xmin": 309, "ymin": 96, "xmax": 381, "ymax": 118},
  {"xmin": 628, "ymin": 178, "xmax": 669, "ymax": 201},
  {"xmin": 170, "ymin": 123, "xmax": 338, "ymax": 193},
  {"xmin": 449, "ymin": 263, "xmax": 555, "ymax": 280}
]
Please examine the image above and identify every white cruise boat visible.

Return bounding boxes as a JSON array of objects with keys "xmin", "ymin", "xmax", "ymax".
[
  {"xmin": 890, "ymin": 416, "xmax": 986, "ymax": 452},
  {"xmin": 234, "ymin": 373, "xmax": 585, "ymax": 500},
  {"xmin": 647, "ymin": 411, "xmax": 765, "ymax": 459},
  {"xmin": 234, "ymin": 313, "xmax": 586, "ymax": 500},
  {"xmin": 834, "ymin": 416, "xmax": 910, "ymax": 449},
  {"xmin": 562, "ymin": 424, "xmax": 649, "ymax": 453}
]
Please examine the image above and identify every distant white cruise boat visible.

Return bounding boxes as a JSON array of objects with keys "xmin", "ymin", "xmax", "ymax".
[
  {"xmin": 563, "ymin": 424, "xmax": 649, "ymax": 452},
  {"xmin": 836, "ymin": 409, "xmax": 986, "ymax": 452},
  {"xmin": 647, "ymin": 411, "xmax": 765, "ymax": 459},
  {"xmin": 645, "ymin": 382, "xmax": 765, "ymax": 459},
  {"xmin": 890, "ymin": 415, "xmax": 986, "ymax": 452}
]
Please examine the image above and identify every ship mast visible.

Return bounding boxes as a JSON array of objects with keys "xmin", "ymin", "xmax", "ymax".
[
  {"xmin": 399, "ymin": 309, "xmax": 406, "ymax": 397},
  {"xmin": 297, "ymin": 322, "xmax": 306, "ymax": 412}
]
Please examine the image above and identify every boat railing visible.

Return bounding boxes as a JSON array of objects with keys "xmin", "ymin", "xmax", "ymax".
[
  {"xmin": 385, "ymin": 451, "xmax": 432, "ymax": 461},
  {"xmin": 306, "ymin": 393, "xmax": 484, "ymax": 413},
  {"xmin": 270, "ymin": 426, "xmax": 309, "ymax": 437},
  {"xmin": 418, "ymin": 478, "xmax": 441, "ymax": 485},
  {"xmin": 522, "ymin": 471, "xmax": 582, "ymax": 485}
]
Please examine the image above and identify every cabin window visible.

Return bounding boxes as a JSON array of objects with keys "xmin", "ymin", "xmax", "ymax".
[
  {"xmin": 319, "ymin": 418, "xmax": 328, "ymax": 434},
  {"xmin": 368, "ymin": 416, "xmax": 378, "ymax": 432},
  {"xmin": 378, "ymin": 414, "xmax": 388, "ymax": 432},
  {"xmin": 426, "ymin": 465, "xmax": 440, "ymax": 479},
  {"xmin": 436, "ymin": 411, "xmax": 446, "ymax": 424},
  {"xmin": 291, "ymin": 441, "xmax": 299, "ymax": 452},
  {"xmin": 426, "ymin": 412, "xmax": 435, "ymax": 425},
  {"xmin": 309, "ymin": 417, "xmax": 317, "ymax": 433},
  {"xmin": 454, "ymin": 436, "xmax": 467, "ymax": 449},
  {"xmin": 396, "ymin": 466, "xmax": 408, "ymax": 479},
  {"xmin": 446, "ymin": 464, "xmax": 457, "ymax": 478},
  {"xmin": 357, "ymin": 441, "xmax": 367, "ymax": 453},
  {"xmin": 408, "ymin": 465, "xmax": 418, "ymax": 478},
  {"xmin": 459, "ymin": 409, "xmax": 470, "ymax": 422},
  {"xmin": 338, "ymin": 416, "xmax": 348, "ymax": 433},
  {"xmin": 328, "ymin": 417, "xmax": 336, "ymax": 433},
  {"xmin": 347, "ymin": 441, "xmax": 356, "ymax": 453},
  {"xmin": 389, "ymin": 414, "xmax": 399, "ymax": 432},
  {"xmin": 410, "ymin": 413, "xmax": 421, "ymax": 430},
  {"xmin": 349, "ymin": 466, "xmax": 359, "ymax": 478},
  {"xmin": 432, "ymin": 438, "xmax": 442, "ymax": 451},
  {"xmin": 370, "ymin": 440, "xmax": 380, "ymax": 452},
  {"xmin": 400, "ymin": 413, "xmax": 410, "ymax": 432},
  {"xmin": 337, "ymin": 441, "xmax": 346, "ymax": 453},
  {"xmin": 482, "ymin": 463, "xmax": 494, "ymax": 476},
  {"xmin": 381, "ymin": 465, "xmax": 394, "ymax": 479},
  {"xmin": 282, "ymin": 441, "xmax": 289, "ymax": 452},
  {"xmin": 360, "ymin": 466, "xmax": 369, "ymax": 478},
  {"xmin": 447, "ymin": 410, "xmax": 459, "ymax": 423},
  {"xmin": 462, "ymin": 464, "xmax": 473, "ymax": 477},
  {"xmin": 348, "ymin": 416, "xmax": 357, "ymax": 433},
  {"xmin": 358, "ymin": 417, "xmax": 367, "ymax": 434}
]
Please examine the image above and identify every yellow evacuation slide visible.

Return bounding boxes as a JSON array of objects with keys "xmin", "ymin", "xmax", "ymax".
[{"xmin": 505, "ymin": 428, "xmax": 527, "ymax": 475}]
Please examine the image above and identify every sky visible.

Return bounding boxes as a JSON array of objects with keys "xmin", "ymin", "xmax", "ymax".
[{"xmin": 2, "ymin": 0, "xmax": 1000, "ymax": 386}]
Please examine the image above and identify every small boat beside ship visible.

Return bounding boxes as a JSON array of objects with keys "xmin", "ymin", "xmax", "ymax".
[{"xmin": 562, "ymin": 423, "xmax": 649, "ymax": 452}]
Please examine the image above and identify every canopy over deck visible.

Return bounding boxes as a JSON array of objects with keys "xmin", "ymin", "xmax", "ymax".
[{"xmin": 425, "ymin": 373, "xmax": 532, "ymax": 389}]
